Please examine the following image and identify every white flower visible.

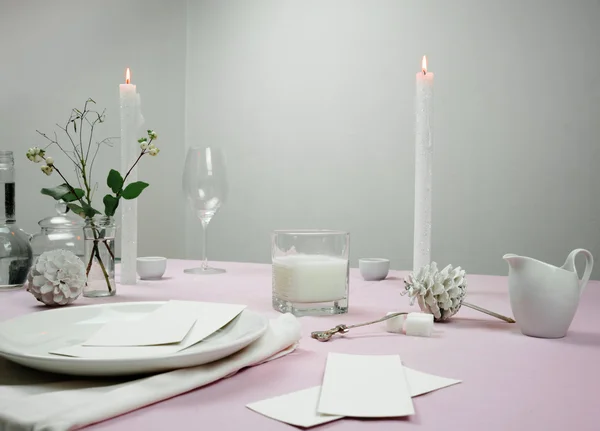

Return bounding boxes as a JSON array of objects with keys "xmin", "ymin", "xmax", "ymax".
[
  {"xmin": 148, "ymin": 143, "xmax": 156, "ymax": 150},
  {"xmin": 404, "ymin": 262, "xmax": 467, "ymax": 321},
  {"xmin": 26, "ymin": 147, "xmax": 45, "ymax": 163},
  {"xmin": 45, "ymin": 156, "xmax": 54, "ymax": 165},
  {"xmin": 140, "ymin": 142, "xmax": 148, "ymax": 150},
  {"xmin": 41, "ymin": 165, "xmax": 54, "ymax": 176},
  {"xmin": 26, "ymin": 249, "xmax": 86, "ymax": 306},
  {"xmin": 148, "ymin": 130, "xmax": 158, "ymax": 140},
  {"xmin": 149, "ymin": 147, "xmax": 160, "ymax": 156}
]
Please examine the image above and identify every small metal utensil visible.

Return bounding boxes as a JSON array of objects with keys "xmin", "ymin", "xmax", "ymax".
[
  {"xmin": 311, "ymin": 312, "xmax": 407, "ymax": 342},
  {"xmin": 311, "ymin": 304, "xmax": 516, "ymax": 342},
  {"xmin": 462, "ymin": 302, "xmax": 516, "ymax": 323}
]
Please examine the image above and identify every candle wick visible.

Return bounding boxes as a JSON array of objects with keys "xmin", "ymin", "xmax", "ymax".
[{"xmin": 422, "ymin": 70, "xmax": 426, "ymax": 75}]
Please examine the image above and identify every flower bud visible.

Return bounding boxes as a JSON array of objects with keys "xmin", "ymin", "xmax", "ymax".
[{"xmin": 41, "ymin": 165, "xmax": 54, "ymax": 176}]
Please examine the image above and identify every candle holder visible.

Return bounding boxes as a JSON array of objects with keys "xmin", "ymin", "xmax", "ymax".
[{"xmin": 271, "ymin": 230, "xmax": 349, "ymax": 316}]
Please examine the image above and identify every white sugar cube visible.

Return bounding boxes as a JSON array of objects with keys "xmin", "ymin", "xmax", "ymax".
[
  {"xmin": 384, "ymin": 312, "xmax": 406, "ymax": 333},
  {"xmin": 404, "ymin": 312, "xmax": 434, "ymax": 337}
]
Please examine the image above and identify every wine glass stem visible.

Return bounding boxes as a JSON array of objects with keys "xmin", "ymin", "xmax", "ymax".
[{"xmin": 201, "ymin": 223, "xmax": 208, "ymax": 270}]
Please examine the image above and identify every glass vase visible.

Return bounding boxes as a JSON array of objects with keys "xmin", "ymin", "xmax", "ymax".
[{"xmin": 83, "ymin": 215, "xmax": 116, "ymax": 297}]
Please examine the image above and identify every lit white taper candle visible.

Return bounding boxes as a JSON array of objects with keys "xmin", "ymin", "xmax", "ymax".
[
  {"xmin": 119, "ymin": 68, "xmax": 143, "ymax": 285},
  {"xmin": 413, "ymin": 55, "xmax": 434, "ymax": 271}
]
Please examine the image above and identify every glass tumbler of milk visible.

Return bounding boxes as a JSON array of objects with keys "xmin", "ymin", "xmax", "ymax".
[{"xmin": 271, "ymin": 230, "xmax": 349, "ymax": 316}]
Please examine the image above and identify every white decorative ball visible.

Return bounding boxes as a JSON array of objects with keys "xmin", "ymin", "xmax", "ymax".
[
  {"xmin": 403, "ymin": 262, "xmax": 467, "ymax": 321},
  {"xmin": 26, "ymin": 249, "xmax": 86, "ymax": 306}
]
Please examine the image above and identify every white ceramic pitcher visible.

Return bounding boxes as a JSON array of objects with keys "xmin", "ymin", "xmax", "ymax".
[{"xmin": 503, "ymin": 249, "xmax": 594, "ymax": 338}]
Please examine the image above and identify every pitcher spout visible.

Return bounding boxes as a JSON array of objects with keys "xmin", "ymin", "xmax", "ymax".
[{"xmin": 503, "ymin": 253, "xmax": 522, "ymax": 269}]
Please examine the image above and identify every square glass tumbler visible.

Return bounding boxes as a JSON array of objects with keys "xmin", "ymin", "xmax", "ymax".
[{"xmin": 271, "ymin": 230, "xmax": 349, "ymax": 316}]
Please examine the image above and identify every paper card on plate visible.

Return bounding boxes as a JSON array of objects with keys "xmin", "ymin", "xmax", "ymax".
[
  {"xmin": 82, "ymin": 301, "xmax": 200, "ymax": 346},
  {"xmin": 50, "ymin": 301, "xmax": 246, "ymax": 358},
  {"xmin": 404, "ymin": 367, "xmax": 461, "ymax": 397},
  {"xmin": 247, "ymin": 386, "xmax": 342, "ymax": 428},
  {"xmin": 317, "ymin": 353, "xmax": 414, "ymax": 418}
]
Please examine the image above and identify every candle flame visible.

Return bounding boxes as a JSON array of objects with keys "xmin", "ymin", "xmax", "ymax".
[
  {"xmin": 421, "ymin": 56, "xmax": 427, "ymax": 74},
  {"xmin": 125, "ymin": 68, "xmax": 131, "ymax": 84}
]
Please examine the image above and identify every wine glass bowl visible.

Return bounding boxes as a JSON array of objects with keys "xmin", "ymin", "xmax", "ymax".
[{"xmin": 182, "ymin": 146, "xmax": 228, "ymax": 275}]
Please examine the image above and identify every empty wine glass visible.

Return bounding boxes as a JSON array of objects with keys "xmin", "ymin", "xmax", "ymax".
[{"xmin": 182, "ymin": 146, "xmax": 228, "ymax": 274}]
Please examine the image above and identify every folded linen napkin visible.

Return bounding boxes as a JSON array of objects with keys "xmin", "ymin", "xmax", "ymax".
[{"xmin": 0, "ymin": 313, "xmax": 301, "ymax": 431}]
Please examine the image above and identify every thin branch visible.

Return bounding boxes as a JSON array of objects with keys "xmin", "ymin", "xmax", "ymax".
[
  {"xmin": 44, "ymin": 160, "xmax": 86, "ymax": 208},
  {"xmin": 88, "ymin": 143, "xmax": 102, "ymax": 185},
  {"xmin": 88, "ymin": 137, "xmax": 117, "ymax": 186},
  {"xmin": 97, "ymin": 137, "xmax": 117, "ymax": 147},
  {"xmin": 85, "ymin": 110, "xmax": 106, "ymax": 163},
  {"xmin": 122, "ymin": 146, "xmax": 150, "ymax": 185},
  {"xmin": 90, "ymin": 182, "xmax": 98, "ymax": 201},
  {"xmin": 74, "ymin": 165, "xmax": 83, "ymax": 190},
  {"xmin": 79, "ymin": 101, "xmax": 89, "ymax": 161},
  {"xmin": 56, "ymin": 122, "xmax": 82, "ymax": 161},
  {"xmin": 36, "ymin": 130, "xmax": 80, "ymax": 166}
]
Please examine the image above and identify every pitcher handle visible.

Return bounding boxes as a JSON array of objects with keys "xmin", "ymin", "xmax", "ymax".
[{"xmin": 564, "ymin": 249, "xmax": 594, "ymax": 291}]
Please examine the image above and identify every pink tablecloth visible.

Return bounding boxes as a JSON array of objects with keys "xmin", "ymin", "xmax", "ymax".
[{"xmin": 1, "ymin": 260, "xmax": 599, "ymax": 430}]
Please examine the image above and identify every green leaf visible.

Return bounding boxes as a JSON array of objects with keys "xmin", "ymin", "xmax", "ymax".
[
  {"xmin": 121, "ymin": 181, "xmax": 149, "ymax": 200},
  {"xmin": 66, "ymin": 203, "xmax": 85, "ymax": 218},
  {"xmin": 73, "ymin": 120, "xmax": 77, "ymax": 133},
  {"xmin": 107, "ymin": 169, "xmax": 124, "ymax": 194},
  {"xmin": 41, "ymin": 184, "xmax": 71, "ymax": 200},
  {"xmin": 103, "ymin": 194, "xmax": 120, "ymax": 217},
  {"xmin": 70, "ymin": 201, "xmax": 100, "ymax": 219},
  {"xmin": 61, "ymin": 188, "xmax": 85, "ymax": 203},
  {"xmin": 82, "ymin": 202, "xmax": 101, "ymax": 219}
]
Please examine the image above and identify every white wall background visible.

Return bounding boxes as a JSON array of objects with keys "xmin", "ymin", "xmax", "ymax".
[
  {"xmin": 2, "ymin": 1, "xmax": 599, "ymax": 280},
  {"xmin": 185, "ymin": 0, "xmax": 600, "ymax": 279},
  {"xmin": 0, "ymin": 0, "xmax": 187, "ymax": 259}
]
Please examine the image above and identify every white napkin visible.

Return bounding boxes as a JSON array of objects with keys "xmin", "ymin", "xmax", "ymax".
[{"xmin": 0, "ymin": 313, "xmax": 301, "ymax": 431}]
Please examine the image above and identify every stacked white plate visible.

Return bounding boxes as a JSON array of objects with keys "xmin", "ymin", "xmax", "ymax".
[{"xmin": 0, "ymin": 302, "xmax": 269, "ymax": 376}]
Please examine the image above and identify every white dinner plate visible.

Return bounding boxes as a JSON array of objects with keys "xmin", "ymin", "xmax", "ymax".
[{"xmin": 0, "ymin": 301, "xmax": 269, "ymax": 376}]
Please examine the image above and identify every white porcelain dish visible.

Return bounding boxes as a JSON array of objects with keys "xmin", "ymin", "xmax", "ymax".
[
  {"xmin": 137, "ymin": 256, "xmax": 167, "ymax": 280},
  {"xmin": 359, "ymin": 258, "xmax": 390, "ymax": 281},
  {"xmin": 0, "ymin": 302, "xmax": 268, "ymax": 377}
]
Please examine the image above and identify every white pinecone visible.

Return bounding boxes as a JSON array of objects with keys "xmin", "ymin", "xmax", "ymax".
[
  {"xmin": 26, "ymin": 249, "xmax": 86, "ymax": 306},
  {"xmin": 404, "ymin": 262, "xmax": 467, "ymax": 321}
]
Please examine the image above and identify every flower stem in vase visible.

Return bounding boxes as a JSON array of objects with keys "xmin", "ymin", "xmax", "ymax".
[{"xmin": 83, "ymin": 217, "xmax": 116, "ymax": 297}]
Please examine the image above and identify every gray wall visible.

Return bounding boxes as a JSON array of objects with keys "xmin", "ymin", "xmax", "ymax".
[
  {"xmin": 1, "ymin": 1, "xmax": 599, "ymax": 280},
  {"xmin": 0, "ymin": 0, "xmax": 187, "ymax": 259},
  {"xmin": 185, "ymin": 0, "xmax": 600, "ymax": 279}
]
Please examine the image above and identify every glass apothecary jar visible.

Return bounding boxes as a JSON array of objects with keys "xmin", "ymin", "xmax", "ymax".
[{"xmin": 30, "ymin": 201, "xmax": 85, "ymax": 261}]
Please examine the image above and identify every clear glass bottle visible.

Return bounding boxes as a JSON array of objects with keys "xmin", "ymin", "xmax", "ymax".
[
  {"xmin": 0, "ymin": 151, "xmax": 33, "ymax": 290},
  {"xmin": 83, "ymin": 215, "xmax": 116, "ymax": 297},
  {"xmin": 30, "ymin": 200, "xmax": 85, "ymax": 261}
]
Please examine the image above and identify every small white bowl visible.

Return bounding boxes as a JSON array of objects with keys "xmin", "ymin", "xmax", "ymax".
[
  {"xmin": 359, "ymin": 258, "xmax": 390, "ymax": 281},
  {"xmin": 137, "ymin": 257, "xmax": 167, "ymax": 280}
]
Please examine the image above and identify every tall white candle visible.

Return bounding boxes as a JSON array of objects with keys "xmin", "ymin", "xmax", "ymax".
[
  {"xmin": 119, "ymin": 68, "xmax": 143, "ymax": 285},
  {"xmin": 413, "ymin": 55, "xmax": 434, "ymax": 271}
]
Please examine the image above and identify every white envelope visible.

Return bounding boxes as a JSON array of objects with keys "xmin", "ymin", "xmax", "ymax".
[
  {"xmin": 82, "ymin": 301, "xmax": 200, "ymax": 346},
  {"xmin": 51, "ymin": 301, "xmax": 246, "ymax": 358},
  {"xmin": 317, "ymin": 353, "xmax": 414, "ymax": 418},
  {"xmin": 247, "ymin": 366, "xmax": 460, "ymax": 428},
  {"xmin": 247, "ymin": 387, "xmax": 342, "ymax": 428}
]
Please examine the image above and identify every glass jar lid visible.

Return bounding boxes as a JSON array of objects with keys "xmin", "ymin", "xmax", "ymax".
[{"xmin": 38, "ymin": 201, "xmax": 85, "ymax": 229}]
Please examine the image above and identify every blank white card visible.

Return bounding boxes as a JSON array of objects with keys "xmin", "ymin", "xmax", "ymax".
[{"xmin": 317, "ymin": 353, "xmax": 415, "ymax": 418}]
